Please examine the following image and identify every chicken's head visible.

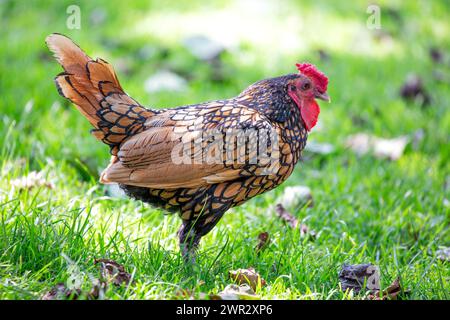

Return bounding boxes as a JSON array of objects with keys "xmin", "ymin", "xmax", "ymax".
[
  {"xmin": 286, "ymin": 63, "xmax": 330, "ymax": 131},
  {"xmin": 239, "ymin": 63, "xmax": 329, "ymax": 131}
]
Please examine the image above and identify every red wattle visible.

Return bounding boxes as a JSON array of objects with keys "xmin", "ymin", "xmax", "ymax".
[{"xmin": 301, "ymin": 100, "xmax": 320, "ymax": 131}]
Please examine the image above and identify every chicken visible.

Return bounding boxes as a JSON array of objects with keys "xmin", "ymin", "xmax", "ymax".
[{"xmin": 46, "ymin": 34, "xmax": 330, "ymax": 260}]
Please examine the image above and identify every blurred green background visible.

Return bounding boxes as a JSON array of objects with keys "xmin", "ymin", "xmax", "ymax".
[{"xmin": 0, "ymin": 0, "xmax": 448, "ymax": 299}]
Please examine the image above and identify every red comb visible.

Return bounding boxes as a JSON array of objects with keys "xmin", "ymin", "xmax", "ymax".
[{"xmin": 296, "ymin": 63, "xmax": 328, "ymax": 93}]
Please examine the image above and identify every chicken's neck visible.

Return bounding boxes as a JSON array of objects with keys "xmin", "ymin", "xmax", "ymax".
[
  {"xmin": 237, "ymin": 92, "xmax": 307, "ymax": 165},
  {"xmin": 279, "ymin": 103, "xmax": 308, "ymax": 164}
]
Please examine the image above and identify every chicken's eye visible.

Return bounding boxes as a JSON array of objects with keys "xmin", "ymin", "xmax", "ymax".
[
  {"xmin": 301, "ymin": 82, "xmax": 311, "ymax": 90},
  {"xmin": 289, "ymin": 84, "xmax": 296, "ymax": 91}
]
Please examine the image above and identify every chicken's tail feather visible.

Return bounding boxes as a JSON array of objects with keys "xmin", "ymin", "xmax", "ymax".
[{"xmin": 46, "ymin": 33, "xmax": 155, "ymax": 155}]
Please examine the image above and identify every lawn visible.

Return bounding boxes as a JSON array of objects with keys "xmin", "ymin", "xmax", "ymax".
[{"xmin": 0, "ymin": 0, "xmax": 448, "ymax": 300}]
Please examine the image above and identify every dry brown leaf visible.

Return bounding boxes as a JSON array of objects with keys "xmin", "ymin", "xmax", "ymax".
[
  {"xmin": 275, "ymin": 203, "xmax": 298, "ymax": 228},
  {"xmin": 339, "ymin": 263, "xmax": 380, "ymax": 293},
  {"xmin": 94, "ymin": 258, "xmax": 132, "ymax": 286},
  {"xmin": 429, "ymin": 47, "xmax": 444, "ymax": 63},
  {"xmin": 345, "ymin": 134, "xmax": 371, "ymax": 156},
  {"xmin": 228, "ymin": 268, "xmax": 266, "ymax": 291},
  {"xmin": 275, "ymin": 204, "xmax": 314, "ymax": 238},
  {"xmin": 10, "ymin": 171, "xmax": 54, "ymax": 190},
  {"xmin": 86, "ymin": 281, "xmax": 108, "ymax": 299},
  {"xmin": 41, "ymin": 283, "xmax": 81, "ymax": 300},
  {"xmin": 400, "ymin": 74, "xmax": 430, "ymax": 106},
  {"xmin": 299, "ymin": 224, "xmax": 310, "ymax": 238},
  {"xmin": 373, "ymin": 136, "xmax": 409, "ymax": 160},
  {"xmin": 255, "ymin": 232, "xmax": 270, "ymax": 253},
  {"xmin": 42, "ymin": 281, "xmax": 107, "ymax": 300},
  {"xmin": 368, "ymin": 277, "xmax": 403, "ymax": 300}
]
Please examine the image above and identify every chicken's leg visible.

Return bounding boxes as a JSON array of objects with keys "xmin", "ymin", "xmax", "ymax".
[{"xmin": 177, "ymin": 211, "xmax": 226, "ymax": 262}]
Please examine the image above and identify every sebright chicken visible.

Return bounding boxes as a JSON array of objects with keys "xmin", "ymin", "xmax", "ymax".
[{"xmin": 46, "ymin": 33, "xmax": 330, "ymax": 260}]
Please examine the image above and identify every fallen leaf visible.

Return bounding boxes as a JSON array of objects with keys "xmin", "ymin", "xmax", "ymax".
[
  {"xmin": 345, "ymin": 134, "xmax": 371, "ymax": 156},
  {"xmin": 429, "ymin": 47, "xmax": 444, "ymax": 64},
  {"xmin": 339, "ymin": 263, "xmax": 380, "ymax": 293},
  {"xmin": 373, "ymin": 136, "xmax": 409, "ymax": 160},
  {"xmin": 42, "ymin": 280, "xmax": 107, "ymax": 300},
  {"xmin": 275, "ymin": 204, "xmax": 314, "ymax": 238},
  {"xmin": 275, "ymin": 204, "xmax": 298, "ymax": 228},
  {"xmin": 345, "ymin": 133, "xmax": 409, "ymax": 161},
  {"xmin": 86, "ymin": 280, "xmax": 108, "ymax": 300},
  {"xmin": 255, "ymin": 232, "xmax": 270, "ymax": 253},
  {"xmin": 384, "ymin": 278, "xmax": 402, "ymax": 299},
  {"xmin": 400, "ymin": 74, "xmax": 430, "ymax": 106},
  {"xmin": 367, "ymin": 277, "xmax": 403, "ymax": 300},
  {"xmin": 41, "ymin": 283, "xmax": 81, "ymax": 300},
  {"xmin": 10, "ymin": 171, "xmax": 54, "ymax": 190},
  {"xmin": 94, "ymin": 259, "xmax": 131, "ymax": 286},
  {"xmin": 299, "ymin": 224, "xmax": 310, "ymax": 238},
  {"xmin": 436, "ymin": 247, "xmax": 450, "ymax": 262},
  {"xmin": 228, "ymin": 268, "xmax": 265, "ymax": 291},
  {"xmin": 210, "ymin": 284, "xmax": 259, "ymax": 300}
]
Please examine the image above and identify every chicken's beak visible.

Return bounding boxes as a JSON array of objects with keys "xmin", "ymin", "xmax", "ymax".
[{"xmin": 315, "ymin": 91, "xmax": 331, "ymax": 102}]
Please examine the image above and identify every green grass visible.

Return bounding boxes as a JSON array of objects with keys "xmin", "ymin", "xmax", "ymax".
[{"xmin": 0, "ymin": 0, "xmax": 449, "ymax": 299}]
